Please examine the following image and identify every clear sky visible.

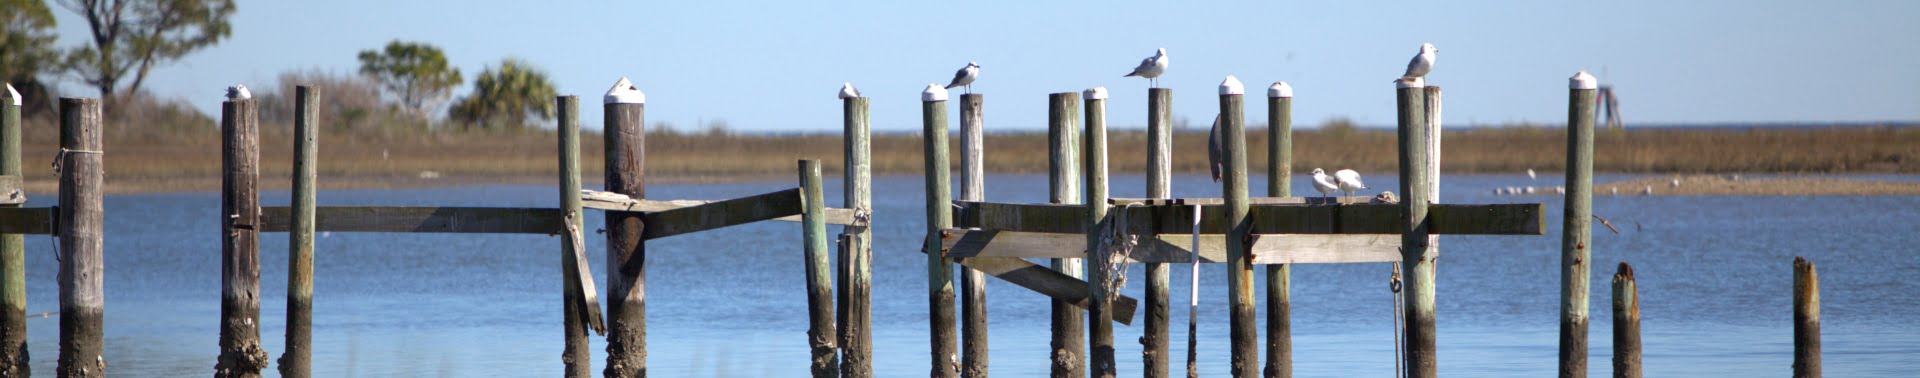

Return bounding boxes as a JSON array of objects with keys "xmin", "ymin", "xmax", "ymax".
[{"xmin": 47, "ymin": 0, "xmax": 1920, "ymax": 132}]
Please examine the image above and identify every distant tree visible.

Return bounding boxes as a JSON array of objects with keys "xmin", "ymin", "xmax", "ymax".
[
  {"xmin": 58, "ymin": 0, "xmax": 236, "ymax": 106},
  {"xmin": 2, "ymin": 0, "xmax": 61, "ymax": 115},
  {"xmin": 448, "ymin": 58, "xmax": 556, "ymax": 130},
  {"xmin": 357, "ymin": 40, "xmax": 462, "ymax": 118}
]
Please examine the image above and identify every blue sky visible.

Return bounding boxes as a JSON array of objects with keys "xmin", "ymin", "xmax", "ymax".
[{"xmin": 47, "ymin": 0, "xmax": 1920, "ymax": 132}]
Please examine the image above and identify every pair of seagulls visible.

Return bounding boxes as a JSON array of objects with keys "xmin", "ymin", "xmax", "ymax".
[{"xmin": 935, "ymin": 46, "xmax": 1171, "ymax": 95}]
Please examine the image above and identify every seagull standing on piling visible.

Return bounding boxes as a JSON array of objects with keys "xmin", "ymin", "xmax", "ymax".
[
  {"xmin": 226, "ymin": 84, "xmax": 251, "ymax": 100},
  {"xmin": 1335, "ymin": 169, "xmax": 1368, "ymax": 203},
  {"xmin": 1125, "ymin": 48, "xmax": 1169, "ymax": 88},
  {"xmin": 1398, "ymin": 43, "xmax": 1437, "ymax": 84},
  {"xmin": 1310, "ymin": 168, "xmax": 1340, "ymax": 201},
  {"xmin": 839, "ymin": 83, "xmax": 861, "ymax": 99},
  {"xmin": 946, "ymin": 62, "xmax": 980, "ymax": 94}
]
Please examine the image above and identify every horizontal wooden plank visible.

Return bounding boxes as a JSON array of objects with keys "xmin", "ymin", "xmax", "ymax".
[
  {"xmin": 582, "ymin": 189, "xmax": 865, "ymax": 226},
  {"xmin": 641, "ymin": 188, "xmax": 803, "ymax": 240},
  {"xmin": 952, "ymin": 201, "xmax": 1087, "ymax": 234},
  {"xmin": 0, "ymin": 175, "xmax": 22, "ymax": 205},
  {"xmin": 950, "ymin": 256, "xmax": 1137, "ymax": 325},
  {"xmin": 260, "ymin": 206, "xmax": 563, "ymax": 234},
  {"xmin": 962, "ymin": 201, "xmax": 1545, "ymax": 236},
  {"xmin": 0, "ymin": 207, "xmax": 55, "ymax": 234},
  {"xmin": 943, "ymin": 229, "xmax": 1401, "ymax": 264},
  {"xmin": 1108, "ymin": 196, "xmax": 1366, "ymax": 206}
]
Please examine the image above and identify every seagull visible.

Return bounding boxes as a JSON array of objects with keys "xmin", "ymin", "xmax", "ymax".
[
  {"xmin": 1399, "ymin": 43, "xmax": 1437, "ymax": 84},
  {"xmin": 1310, "ymin": 168, "xmax": 1340, "ymax": 201},
  {"xmin": 838, "ymin": 82, "xmax": 861, "ymax": 99},
  {"xmin": 945, "ymin": 62, "xmax": 980, "ymax": 94},
  {"xmin": 226, "ymin": 84, "xmax": 251, "ymax": 100},
  {"xmin": 1335, "ymin": 169, "xmax": 1368, "ymax": 203},
  {"xmin": 1207, "ymin": 114, "xmax": 1224, "ymax": 182},
  {"xmin": 1124, "ymin": 48, "xmax": 1169, "ymax": 88}
]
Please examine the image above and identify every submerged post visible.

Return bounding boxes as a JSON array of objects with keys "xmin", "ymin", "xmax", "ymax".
[
  {"xmin": 1611, "ymin": 263, "xmax": 1640, "ymax": 378},
  {"xmin": 1084, "ymin": 87, "xmax": 1116, "ymax": 378},
  {"xmin": 1046, "ymin": 91, "xmax": 1085, "ymax": 378},
  {"xmin": 216, "ymin": 95, "xmax": 266, "ymax": 378},
  {"xmin": 1142, "ymin": 86, "xmax": 1172, "ymax": 378},
  {"xmin": 1562, "ymin": 71, "xmax": 1598, "ymax": 378},
  {"xmin": 800, "ymin": 160, "xmax": 838, "ymax": 377},
  {"xmin": 1264, "ymin": 82, "xmax": 1294, "ymax": 378},
  {"xmin": 0, "ymin": 85, "xmax": 24, "ymax": 376},
  {"xmin": 921, "ymin": 85, "xmax": 958, "ymax": 378},
  {"xmin": 604, "ymin": 78, "xmax": 648, "ymax": 378},
  {"xmin": 557, "ymin": 95, "xmax": 590, "ymax": 377},
  {"xmin": 1220, "ymin": 76, "xmax": 1258, "ymax": 378},
  {"xmin": 957, "ymin": 93, "xmax": 989, "ymax": 378},
  {"xmin": 56, "ymin": 98, "xmax": 105, "ymax": 377},
  {"xmin": 839, "ymin": 94, "xmax": 874, "ymax": 377},
  {"xmin": 1793, "ymin": 257, "xmax": 1820, "ymax": 378},
  {"xmin": 1394, "ymin": 78, "xmax": 1435, "ymax": 378},
  {"xmin": 280, "ymin": 86, "xmax": 319, "ymax": 378}
]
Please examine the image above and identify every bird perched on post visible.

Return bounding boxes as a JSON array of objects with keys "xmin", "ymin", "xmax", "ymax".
[
  {"xmin": 1125, "ymin": 48, "xmax": 1169, "ymax": 88},
  {"xmin": 1398, "ymin": 43, "xmax": 1437, "ymax": 84},
  {"xmin": 226, "ymin": 84, "xmax": 251, "ymax": 100},
  {"xmin": 838, "ymin": 83, "xmax": 861, "ymax": 99},
  {"xmin": 945, "ymin": 62, "xmax": 980, "ymax": 94},
  {"xmin": 1334, "ymin": 169, "xmax": 1368, "ymax": 203},
  {"xmin": 1207, "ymin": 114, "xmax": 1224, "ymax": 182},
  {"xmin": 1310, "ymin": 168, "xmax": 1340, "ymax": 201}
]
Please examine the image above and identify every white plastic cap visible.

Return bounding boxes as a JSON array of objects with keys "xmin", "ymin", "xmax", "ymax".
[
  {"xmin": 605, "ymin": 77, "xmax": 645, "ymax": 104},
  {"xmin": 1570, "ymin": 70, "xmax": 1598, "ymax": 90},
  {"xmin": 922, "ymin": 84, "xmax": 948, "ymax": 102},
  {"xmin": 4, "ymin": 84, "xmax": 16, "ymax": 106},
  {"xmin": 1083, "ymin": 86, "xmax": 1108, "ymax": 100},
  {"xmin": 1268, "ymin": 82, "xmax": 1293, "ymax": 98},
  {"xmin": 1219, "ymin": 75, "xmax": 1244, "ymax": 95}
]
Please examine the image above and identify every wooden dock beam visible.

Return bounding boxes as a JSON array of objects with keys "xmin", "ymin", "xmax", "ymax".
[
  {"xmin": 603, "ymin": 80, "xmax": 648, "ymax": 378},
  {"xmin": 958, "ymin": 93, "xmax": 989, "ymax": 378},
  {"xmin": 1562, "ymin": 71, "xmax": 1598, "ymax": 378},
  {"xmin": 280, "ymin": 86, "xmax": 318, "ymax": 378},
  {"xmin": 215, "ymin": 96, "xmax": 266, "ymax": 378},
  {"xmin": 1047, "ymin": 92, "xmax": 1085, "ymax": 378},
  {"xmin": 557, "ymin": 96, "xmax": 592, "ymax": 377},
  {"xmin": 1220, "ymin": 76, "xmax": 1258, "ymax": 378},
  {"xmin": 800, "ymin": 160, "xmax": 838, "ymax": 377},
  {"xmin": 839, "ymin": 95, "xmax": 874, "ymax": 377},
  {"xmin": 1793, "ymin": 257, "xmax": 1820, "ymax": 378},
  {"xmin": 1084, "ymin": 88, "xmax": 1117, "ymax": 378},
  {"xmin": 921, "ymin": 85, "xmax": 958, "ymax": 378},
  {"xmin": 1396, "ymin": 79, "xmax": 1436, "ymax": 378},
  {"xmin": 0, "ymin": 84, "xmax": 25, "ymax": 376},
  {"xmin": 1264, "ymin": 82, "xmax": 1293, "ymax": 378},
  {"xmin": 1611, "ymin": 263, "xmax": 1640, "ymax": 378}
]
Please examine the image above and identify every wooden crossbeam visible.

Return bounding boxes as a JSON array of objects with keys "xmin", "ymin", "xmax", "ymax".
[
  {"xmin": 944, "ymin": 255, "xmax": 1137, "ymax": 325},
  {"xmin": 941, "ymin": 229, "xmax": 1400, "ymax": 264},
  {"xmin": 0, "ymin": 207, "xmax": 54, "ymax": 234},
  {"xmin": 955, "ymin": 201, "xmax": 1544, "ymax": 236},
  {"xmin": 260, "ymin": 206, "xmax": 563, "ymax": 234},
  {"xmin": 640, "ymin": 188, "xmax": 803, "ymax": 240},
  {"xmin": 0, "ymin": 175, "xmax": 22, "ymax": 205},
  {"xmin": 582, "ymin": 189, "xmax": 865, "ymax": 227}
]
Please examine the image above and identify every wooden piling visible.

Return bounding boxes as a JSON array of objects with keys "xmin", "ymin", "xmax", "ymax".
[
  {"xmin": 921, "ymin": 87, "xmax": 958, "ymax": 378},
  {"xmin": 216, "ymin": 97, "xmax": 266, "ymax": 378},
  {"xmin": 800, "ymin": 160, "xmax": 838, "ymax": 377},
  {"xmin": 604, "ymin": 89, "xmax": 648, "ymax": 378},
  {"xmin": 0, "ymin": 85, "xmax": 25, "ymax": 376},
  {"xmin": 280, "ymin": 86, "xmax": 318, "ymax": 378},
  {"xmin": 1394, "ymin": 80, "xmax": 1435, "ymax": 378},
  {"xmin": 557, "ymin": 96, "xmax": 591, "ymax": 378},
  {"xmin": 1793, "ymin": 257, "xmax": 1820, "ymax": 378},
  {"xmin": 1046, "ymin": 92, "xmax": 1085, "ymax": 378},
  {"xmin": 1562, "ymin": 73, "xmax": 1598, "ymax": 378},
  {"xmin": 839, "ymin": 96, "xmax": 874, "ymax": 377},
  {"xmin": 1220, "ymin": 77, "xmax": 1258, "ymax": 378},
  {"xmin": 1143, "ymin": 87, "xmax": 1172, "ymax": 378},
  {"xmin": 1084, "ymin": 89, "xmax": 1116, "ymax": 378},
  {"xmin": 1611, "ymin": 263, "xmax": 1639, "ymax": 378},
  {"xmin": 1263, "ymin": 84, "xmax": 1292, "ymax": 378},
  {"xmin": 958, "ymin": 93, "xmax": 990, "ymax": 378}
]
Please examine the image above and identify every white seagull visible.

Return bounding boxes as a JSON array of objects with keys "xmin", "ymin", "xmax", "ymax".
[
  {"xmin": 1310, "ymin": 168, "xmax": 1340, "ymax": 201},
  {"xmin": 1334, "ymin": 169, "xmax": 1368, "ymax": 203},
  {"xmin": 1399, "ymin": 43, "xmax": 1437, "ymax": 84},
  {"xmin": 945, "ymin": 62, "xmax": 980, "ymax": 94},
  {"xmin": 1124, "ymin": 48, "xmax": 1169, "ymax": 88},
  {"xmin": 838, "ymin": 83, "xmax": 861, "ymax": 99},
  {"xmin": 226, "ymin": 84, "xmax": 251, "ymax": 100}
]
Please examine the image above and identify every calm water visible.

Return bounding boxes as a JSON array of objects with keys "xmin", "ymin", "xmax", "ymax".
[{"xmin": 10, "ymin": 174, "xmax": 1919, "ymax": 377}]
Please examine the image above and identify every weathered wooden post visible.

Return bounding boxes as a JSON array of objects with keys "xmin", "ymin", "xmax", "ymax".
[
  {"xmin": 957, "ymin": 93, "xmax": 989, "ymax": 378},
  {"xmin": 557, "ymin": 95, "xmax": 591, "ymax": 377},
  {"xmin": 1084, "ymin": 87, "xmax": 1117, "ymax": 378},
  {"xmin": 839, "ymin": 94, "xmax": 874, "ymax": 377},
  {"xmin": 1047, "ymin": 91, "xmax": 1085, "ymax": 378},
  {"xmin": 280, "ymin": 86, "xmax": 319, "ymax": 378},
  {"xmin": 0, "ymin": 84, "xmax": 26, "ymax": 376},
  {"xmin": 1394, "ymin": 78, "xmax": 1435, "ymax": 378},
  {"xmin": 921, "ymin": 85, "xmax": 958, "ymax": 378},
  {"xmin": 800, "ymin": 160, "xmax": 838, "ymax": 377},
  {"xmin": 1611, "ymin": 263, "xmax": 1640, "ymax": 378},
  {"xmin": 603, "ymin": 78, "xmax": 648, "ymax": 378},
  {"xmin": 1142, "ymin": 86, "xmax": 1172, "ymax": 378},
  {"xmin": 216, "ymin": 95, "xmax": 267, "ymax": 378},
  {"xmin": 1263, "ymin": 82, "xmax": 1293, "ymax": 378},
  {"xmin": 1793, "ymin": 257, "xmax": 1820, "ymax": 378},
  {"xmin": 1562, "ymin": 71, "xmax": 1598, "ymax": 378},
  {"xmin": 1220, "ymin": 75, "xmax": 1258, "ymax": 378}
]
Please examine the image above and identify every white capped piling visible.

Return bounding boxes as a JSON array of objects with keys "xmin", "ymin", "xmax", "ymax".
[
  {"xmin": 604, "ymin": 78, "xmax": 648, "ymax": 378},
  {"xmin": 1561, "ymin": 71, "xmax": 1598, "ymax": 378},
  {"xmin": 921, "ymin": 84, "xmax": 959, "ymax": 378},
  {"xmin": 1264, "ymin": 82, "xmax": 1294, "ymax": 378},
  {"xmin": 1219, "ymin": 75, "xmax": 1258, "ymax": 378},
  {"xmin": 839, "ymin": 93, "xmax": 874, "ymax": 377},
  {"xmin": 1394, "ymin": 77, "xmax": 1436, "ymax": 378},
  {"xmin": 0, "ymin": 84, "xmax": 25, "ymax": 376}
]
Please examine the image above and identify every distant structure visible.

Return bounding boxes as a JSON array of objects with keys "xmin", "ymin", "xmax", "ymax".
[{"xmin": 1597, "ymin": 84, "xmax": 1622, "ymax": 130}]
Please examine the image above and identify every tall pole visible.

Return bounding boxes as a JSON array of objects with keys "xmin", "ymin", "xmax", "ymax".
[
  {"xmin": 56, "ymin": 98, "xmax": 105, "ymax": 378},
  {"xmin": 1046, "ymin": 92, "xmax": 1085, "ymax": 378},
  {"xmin": 840, "ymin": 95, "xmax": 874, "ymax": 377},
  {"xmin": 1142, "ymin": 86, "xmax": 1172, "ymax": 378},
  {"xmin": 1084, "ymin": 87, "xmax": 1115, "ymax": 378},
  {"xmin": 957, "ymin": 93, "xmax": 990, "ymax": 378},
  {"xmin": 1561, "ymin": 71, "xmax": 1598, "ymax": 378},
  {"xmin": 921, "ymin": 85, "xmax": 958, "ymax": 378},
  {"xmin": 604, "ymin": 79, "xmax": 648, "ymax": 378},
  {"xmin": 557, "ymin": 96, "xmax": 590, "ymax": 378},
  {"xmin": 216, "ymin": 96, "xmax": 266, "ymax": 378},
  {"xmin": 280, "ymin": 86, "xmax": 319, "ymax": 378},
  {"xmin": 1220, "ymin": 76, "xmax": 1258, "ymax": 378},
  {"xmin": 1264, "ymin": 82, "xmax": 1294, "ymax": 378},
  {"xmin": 0, "ymin": 84, "xmax": 26, "ymax": 376},
  {"xmin": 1395, "ymin": 78, "xmax": 1435, "ymax": 378}
]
